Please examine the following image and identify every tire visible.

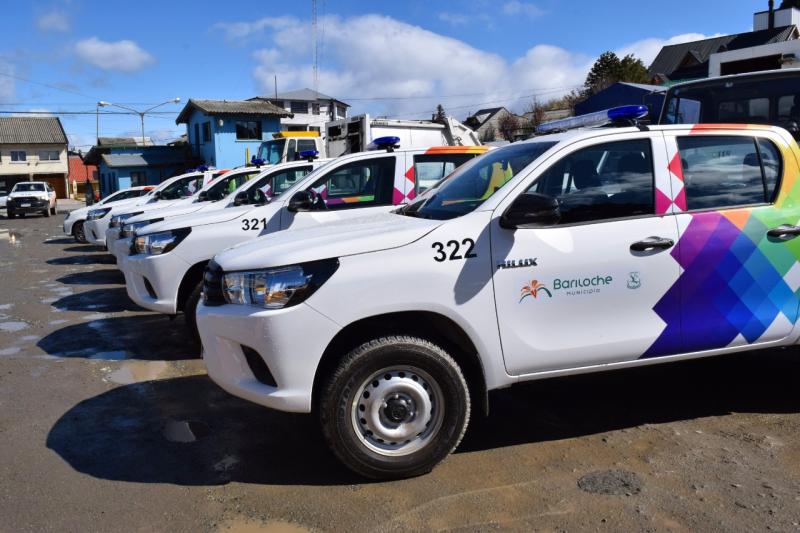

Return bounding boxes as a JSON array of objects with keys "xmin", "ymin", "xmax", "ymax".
[
  {"xmin": 43, "ymin": 206, "xmax": 51, "ymax": 217},
  {"xmin": 7, "ymin": 210, "xmax": 15, "ymax": 219},
  {"xmin": 72, "ymin": 221, "xmax": 86, "ymax": 243},
  {"xmin": 319, "ymin": 335, "xmax": 470, "ymax": 480},
  {"xmin": 51, "ymin": 202, "xmax": 57, "ymax": 215},
  {"xmin": 18, "ymin": 212, "xmax": 25, "ymax": 218},
  {"xmin": 183, "ymin": 282, "xmax": 203, "ymax": 343}
]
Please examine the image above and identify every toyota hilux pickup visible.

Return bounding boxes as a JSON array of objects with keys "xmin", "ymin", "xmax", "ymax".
[
  {"xmin": 6, "ymin": 181, "xmax": 57, "ymax": 218},
  {"xmin": 63, "ymin": 185, "xmax": 154, "ymax": 242},
  {"xmin": 197, "ymin": 123, "xmax": 800, "ymax": 480},
  {"xmin": 124, "ymin": 145, "xmax": 488, "ymax": 338}
]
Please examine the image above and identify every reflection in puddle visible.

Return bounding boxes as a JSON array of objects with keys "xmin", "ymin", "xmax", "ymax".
[
  {"xmin": 0, "ymin": 321, "xmax": 29, "ymax": 332},
  {"xmin": 106, "ymin": 360, "xmax": 167, "ymax": 384},
  {"xmin": 0, "ymin": 229, "xmax": 22, "ymax": 246},
  {"xmin": 162, "ymin": 420, "xmax": 210, "ymax": 443},
  {"xmin": 89, "ymin": 350, "xmax": 130, "ymax": 360},
  {"xmin": 0, "ymin": 346, "xmax": 21, "ymax": 356},
  {"xmin": 0, "ymin": 303, "xmax": 13, "ymax": 310}
]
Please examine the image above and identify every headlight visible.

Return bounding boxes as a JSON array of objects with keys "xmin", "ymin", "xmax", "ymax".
[
  {"xmin": 121, "ymin": 218, "xmax": 163, "ymax": 238},
  {"xmin": 133, "ymin": 228, "xmax": 191, "ymax": 256},
  {"xmin": 110, "ymin": 211, "xmax": 143, "ymax": 228},
  {"xmin": 219, "ymin": 259, "xmax": 339, "ymax": 309},
  {"xmin": 86, "ymin": 207, "xmax": 112, "ymax": 220}
]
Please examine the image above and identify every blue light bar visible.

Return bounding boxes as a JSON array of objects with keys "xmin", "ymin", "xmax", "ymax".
[
  {"xmin": 298, "ymin": 149, "xmax": 319, "ymax": 160},
  {"xmin": 194, "ymin": 165, "xmax": 209, "ymax": 172},
  {"xmin": 369, "ymin": 136, "xmax": 401, "ymax": 150},
  {"xmin": 250, "ymin": 156, "xmax": 266, "ymax": 166},
  {"xmin": 536, "ymin": 105, "xmax": 649, "ymax": 134}
]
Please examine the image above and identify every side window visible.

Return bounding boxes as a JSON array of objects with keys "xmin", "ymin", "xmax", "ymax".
[
  {"xmin": 296, "ymin": 139, "xmax": 317, "ymax": 156},
  {"xmin": 307, "ymin": 157, "xmax": 396, "ymax": 210},
  {"xmin": 529, "ymin": 139, "xmax": 655, "ymax": 224},
  {"xmin": 252, "ymin": 166, "xmax": 311, "ymax": 200},
  {"xmin": 757, "ymin": 138, "xmax": 782, "ymax": 202},
  {"xmin": 677, "ymin": 136, "xmax": 771, "ymax": 210},
  {"xmin": 286, "ymin": 139, "xmax": 297, "ymax": 162},
  {"xmin": 413, "ymin": 154, "xmax": 475, "ymax": 194}
]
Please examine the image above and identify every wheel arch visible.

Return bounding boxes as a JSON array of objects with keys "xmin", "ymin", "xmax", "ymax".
[
  {"xmin": 177, "ymin": 259, "xmax": 210, "ymax": 311},
  {"xmin": 312, "ymin": 311, "xmax": 489, "ymax": 416}
]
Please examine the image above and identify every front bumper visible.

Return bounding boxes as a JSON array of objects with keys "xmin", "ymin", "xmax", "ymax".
[
  {"xmin": 63, "ymin": 216, "xmax": 74, "ymax": 235},
  {"xmin": 197, "ymin": 301, "xmax": 341, "ymax": 413},
  {"xmin": 110, "ymin": 235, "xmax": 133, "ymax": 261},
  {"xmin": 84, "ymin": 219, "xmax": 109, "ymax": 246},
  {"xmin": 7, "ymin": 199, "xmax": 48, "ymax": 214},
  {"xmin": 123, "ymin": 251, "xmax": 191, "ymax": 314}
]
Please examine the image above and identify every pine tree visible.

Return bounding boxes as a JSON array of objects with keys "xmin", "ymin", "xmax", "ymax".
[
  {"xmin": 585, "ymin": 52, "xmax": 650, "ymax": 96},
  {"xmin": 432, "ymin": 104, "xmax": 447, "ymax": 123}
]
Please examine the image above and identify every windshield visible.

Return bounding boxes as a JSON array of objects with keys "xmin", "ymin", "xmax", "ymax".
[
  {"xmin": 258, "ymin": 139, "xmax": 286, "ymax": 165},
  {"xmin": 204, "ymin": 171, "xmax": 258, "ymax": 201},
  {"xmin": 402, "ymin": 141, "xmax": 557, "ymax": 220},
  {"xmin": 158, "ymin": 175, "xmax": 204, "ymax": 200},
  {"xmin": 12, "ymin": 183, "xmax": 45, "ymax": 192},
  {"xmin": 101, "ymin": 189, "xmax": 144, "ymax": 204}
]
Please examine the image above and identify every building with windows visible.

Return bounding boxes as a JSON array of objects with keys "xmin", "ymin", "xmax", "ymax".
[
  {"xmin": 0, "ymin": 117, "xmax": 69, "ymax": 197},
  {"xmin": 83, "ymin": 137, "xmax": 194, "ymax": 197},
  {"xmin": 175, "ymin": 99, "xmax": 291, "ymax": 169},
  {"xmin": 249, "ymin": 88, "xmax": 350, "ymax": 133}
]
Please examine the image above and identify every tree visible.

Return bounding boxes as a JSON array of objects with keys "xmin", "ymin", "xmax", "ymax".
[
  {"xmin": 520, "ymin": 99, "xmax": 546, "ymax": 136},
  {"xmin": 432, "ymin": 104, "xmax": 447, "ymax": 123},
  {"xmin": 618, "ymin": 54, "xmax": 650, "ymax": 84},
  {"xmin": 498, "ymin": 113, "xmax": 520, "ymax": 141},
  {"xmin": 584, "ymin": 52, "xmax": 650, "ymax": 96}
]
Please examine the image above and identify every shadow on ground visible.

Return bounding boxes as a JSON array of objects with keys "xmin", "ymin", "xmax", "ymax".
[
  {"xmin": 56, "ymin": 269, "xmax": 125, "ymax": 286},
  {"xmin": 51, "ymin": 288, "xmax": 142, "ymax": 312},
  {"xmin": 46, "ymin": 349, "xmax": 800, "ymax": 487},
  {"xmin": 46, "ymin": 375, "xmax": 355, "ymax": 486},
  {"xmin": 43, "ymin": 238, "xmax": 75, "ymax": 245},
  {"xmin": 47, "ymin": 254, "xmax": 115, "ymax": 266},
  {"xmin": 37, "ymin": 314, "xmax": 198, "ymax": 360},
  {"xmin": 62, "ymin": 245, "xmax": 106, "ymax": 253}
]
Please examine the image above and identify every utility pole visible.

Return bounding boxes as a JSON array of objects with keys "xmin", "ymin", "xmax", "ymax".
[{"xmin": 312, "ymin": 0, "xmax": 319, "ymax": 95}]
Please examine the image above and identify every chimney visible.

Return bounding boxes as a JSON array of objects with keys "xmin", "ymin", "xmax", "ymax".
[{"xmin": 769, "ymin": 0, "xmax": 776, "ymax": 28}]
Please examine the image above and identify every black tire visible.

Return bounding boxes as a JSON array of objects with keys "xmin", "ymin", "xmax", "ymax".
[
  {"xmin": 183, "ymin": 281, "xmax": 203, "ymax": 343},
  {"xmin": 72, "ymin": 221, "xmax": 86, "ymax": 243},
  {"xmin": 7, "ymin": 210, "xmax": 15, "ymax": 219},
  {"xmin": 43, "ymin": 206, "xmax": 51, "ymax": 217},
  {"xmin": 319, "ymin": 335, "xmax": 470, "ymax": 480},
  {"xmin": 51, "ymin": 202, "xmax": 57, "ymax": 215},
  {"xmin": 18, "ymin": 212, "xmax": 25, "ymax": 218}
]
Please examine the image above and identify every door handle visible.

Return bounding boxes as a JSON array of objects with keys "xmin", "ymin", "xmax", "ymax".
[
  {"xmin": 767, "ymin": 224, "xmax": 800, "ymax": 240},
  {"xmin": 630, "ymin": 236, "xmax": 675, "ymax": 252}
]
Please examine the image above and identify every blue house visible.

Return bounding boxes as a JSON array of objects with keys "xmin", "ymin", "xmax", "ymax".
[
  {"xmin": 574, "ymin": 82, "xmax": 667, "ymax": 121},
  {"xmin": 175, "ymin": 99, "xmax": 291, "ymax": 169},
  {"xmin": 83, "ymin": 137, "xmax": 195, "ymax": 196}
]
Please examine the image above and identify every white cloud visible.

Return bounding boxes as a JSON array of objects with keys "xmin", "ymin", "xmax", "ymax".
[
  {"xmin": 74, "ymin": 37, "xmax": 154, "ymax": 73},
  {"xmin": 37, "ymin": 11, "xmax": 70, "ymax": 32},
  {"xmin": 13, "ymin": 108, "xmax": 54, "ymax": 117},
  {"xmin": 501, "ymin": 1, "xmax": 545, "ymax": 19},
  {"xmin": 616, "ymin": 33, "xmax": 715, "ymax": 66},
  {"xmin": 213, "ymin": 16, "xmax": 298, "ymax": 42}
]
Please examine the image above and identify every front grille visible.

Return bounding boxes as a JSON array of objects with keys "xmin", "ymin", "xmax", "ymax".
[
  {"xmin": 241, "ymin": 345, "xmax": 277, "ymax": 386},
  {"xmin": 9, "ymin": 196, "xmax": 43, "ymax": 206},
  {"xmin": 202, "ymin": 260, "xmax": 225, "ymax": 306}
]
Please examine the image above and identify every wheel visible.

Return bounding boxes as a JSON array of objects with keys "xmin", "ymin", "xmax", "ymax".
[
  {"xmin": 7, "ymin": 210, "xmax": 15, "ymax": 219},
  {"xmin": 43, "ymin": 206, "xmax": 51, "ymax": 217},
  {"xmin": 183, "ymin": 282, "xmax": 203, "ymax": 343},
  {"xmin": 319, "ymin": 336, "xmax": 470, "ymax": 480},
  {"xmin": 18, "ymin": 212, "xmax": 25, "ymax": 218},
  {"xmin": 51, "ymin": 202, "xmax": 57, "ymax": 215},
  {"xmin": 72, "ymin": 221, "xmax": 86, "ymax": 243}
]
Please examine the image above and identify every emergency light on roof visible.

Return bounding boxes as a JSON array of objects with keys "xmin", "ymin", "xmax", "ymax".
[
  {"xmin": 194, "ymin": 165, "xmax": 209, "ymax": 172},
  {"xmin": 250, "ymin": 156, "xmax": 266, "ymax": 167},
  {"xmin": 369, "ymin": 136, "xmax": 401, "ymax": 152},
  {"xmin": 298, "ymin": 150, "xmax": 319, "ymax": 161},
  {"xmin": 536, "ymin": 105, "xmax": 649, "ymax": 134}
]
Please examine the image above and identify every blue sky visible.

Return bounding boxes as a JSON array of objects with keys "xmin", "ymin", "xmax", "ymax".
[{"xmin": 0, "ymin": 0, "xmax": 768, "ymax": 150}]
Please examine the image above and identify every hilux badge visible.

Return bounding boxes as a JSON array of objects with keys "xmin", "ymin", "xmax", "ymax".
[{"xmin": 497, "ymin": 258, "xmax": 538, "ymax": 270}]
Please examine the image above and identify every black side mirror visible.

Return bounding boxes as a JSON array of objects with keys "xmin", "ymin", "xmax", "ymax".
[
  {"xmin": 197, "ymin": 191, "xmax": 209, "ymax": 202},
  {"xmin": 152, "ymin": 190, "xmax": 162, "ymax": 200},
  {"xmin": 287, "ymin": 190, "xmax": 314, "ymax": 212},
  {"xmin": 500, "ymin": 192, "xmax": 560, "ymax": 229},
  {"xmin": 251, "ymin": 189, "xmax": 268, "ymax": 205},
  {"xmin": 233, "ymin": 191, "xmax": 248, "ymax": 207}
]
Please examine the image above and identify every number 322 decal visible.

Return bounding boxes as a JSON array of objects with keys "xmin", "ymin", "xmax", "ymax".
[
  {"xmin": 432, "ymin": 239, "xmax": 477, "ymax": 262},
  {"xmin": 241, "ymin": 218, "xmax": 268, "ymax": 231}
]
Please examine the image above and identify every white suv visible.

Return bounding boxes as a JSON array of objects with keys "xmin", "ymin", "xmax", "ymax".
[
  {"xmin": 197, "ymin": 124, "xmax": 800, "ymax": 479},
  {"xmin": 63, "ymin": 185, "xmax": 154, "ymax": 242},
  {"xmin": 6, "ymin": 182, "xmax": 57, "ymax": 218}
]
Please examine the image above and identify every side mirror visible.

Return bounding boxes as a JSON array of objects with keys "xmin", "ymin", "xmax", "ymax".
[
  {"xmin": 152, "ymin": 190, "xmax": 162, "ymax": 200},
  {"xmin": 500, "ymin": 192, "xmax": 560, "ymax": 229},
  {"xmin": 251, "ymin": 189, "xmax": 269, "ymax": 206},
  {"xmin": 233, "ymin": 191, "xmax": 248, "ymax": 207},
  {"xmin": 287, "ymin": 190, "xmax": 314, "ymax": 212},
  {"xmin": 197, "ymin": 191, "xmax": 209, "ymax": 202}
]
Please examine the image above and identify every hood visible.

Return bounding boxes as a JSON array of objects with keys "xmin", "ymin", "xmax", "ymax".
[
  {"xmin": 126, "ymin": 200, "xmax": 209, "ymax": 224},
  {"xmin": 117, "ymin": 197, "xmax": 192, "ymax": 217},
  {"xmin": 215, "ymin": 212, "xmax": 442, "ymax": 271},
  {"xmin": 141, "ymin": 203, "xmax": 263, "ymax": 234},
  {"xmin": 68, "ymin": 197, "xmax": 142, "ymax": 220}
]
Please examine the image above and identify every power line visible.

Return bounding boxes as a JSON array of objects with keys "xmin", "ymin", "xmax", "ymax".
[
  {"xmin": 0, "ymin": 71, "xmax": 100, "ymax": 101},
  {"xmin": 341, "ymin": 85, "xmax": 584, "ymax": 102},
  {"xmin": 0, "ymin": 110, "xmax": 178, "ymax": 116}
]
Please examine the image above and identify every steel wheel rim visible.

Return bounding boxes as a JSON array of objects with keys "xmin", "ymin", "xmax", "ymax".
[{"xmin": 350, "ymin": 365, "xmax": 445, "ymax": 457}]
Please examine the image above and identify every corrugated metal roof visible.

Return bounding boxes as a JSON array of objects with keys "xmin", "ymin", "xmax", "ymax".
[
  {"xmin": 98, "ymin": 137, "xmax": 153, "ymax": 147},
  {"xmin": 649, "ymin": 25, "xmax": 798, "ymax": 79},
  {"xmin": 0, "ymin": 117, "xmax": 68, "ymax": 144},
  {"xmin": 250, "ymin": 88, "xmax": 349, "ymax": 105},
  {"xmin": 101, "ymin": 152, "xmax": 188, "ymax": 168},
  {"xmin": 175, "ymin": 98, "xmax": 292, "ymax": 124}
]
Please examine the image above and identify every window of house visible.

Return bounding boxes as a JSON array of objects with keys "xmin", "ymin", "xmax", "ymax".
[
  {"xmin": 235, "ymin": 121, "xmax": 262, "ymax": 140},
  {"xmin": 312, "ymin": 103, "xmax": 320, "ymax": 115},
  {"xmin": 130, "ymin": 171, "xmax": 146, "ymax": 187},
  {"xmin": 677, "ymin": 135, "xmax": 781, "ymax": 210},
  {"xmin": 307, "ymin": 157, "xmax": 396, "ymax": 210},
  {"xmin": 290, "ymin": 101, "xmax": 309, "ymax": 114},
  {"xmin": 529, "ymin": 139, "xmax": 655, "ymax": 225},
  {"xmin": 10, "ymin": 151, "xmax": 26, "ymax": 162},
  {"xmin": 413, "ymin": 153, "xmax": 476, "ymax": 194},
  {"xmin": 39, "ymin": 151, "xmax": 59, "ymax": 161},
  {"xmin": 335, "ymin": 105, "xmax": 347, "ymax": 118},
  {"xmin": 202, "ymin": 122, "xmax": 211, "ymax": 143}
]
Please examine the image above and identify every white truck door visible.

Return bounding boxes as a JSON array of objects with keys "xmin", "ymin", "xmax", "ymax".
[{"xmin": 490, "ymin": 133, "xmax": 683, "ymax": 375}]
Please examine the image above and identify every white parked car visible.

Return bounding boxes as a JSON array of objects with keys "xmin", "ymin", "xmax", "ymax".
[
  {"xmin": 63, "ymin": 186, "xmax": 154, "ymax": 243},
  {"xmin": 121, "ymin": 145, "xmax": 488, "ymax": 338},
  {"xmin": 197, "ymin": 122, "xmax": 800, "ymax": 479},
  {"xmin": 0, "ymin": 188, "xmax": 7, "ymax": 209},
  {"xmin": 6, "ymin": 182, "xmax": 57, "ymax": 218}
]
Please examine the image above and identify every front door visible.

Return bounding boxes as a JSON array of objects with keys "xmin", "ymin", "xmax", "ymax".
[{"xmin": 491, "ymin": 134, "xmax": 683, "ymax": 375}]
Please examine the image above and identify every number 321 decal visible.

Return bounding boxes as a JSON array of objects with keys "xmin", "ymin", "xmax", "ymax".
[
  {"xmin": 241, "ymin": 218, "xmax": 268, "ymax": 231},
  {"xmin": 432, "ymin": 239, "xmax": 477, "ymax": 262}
]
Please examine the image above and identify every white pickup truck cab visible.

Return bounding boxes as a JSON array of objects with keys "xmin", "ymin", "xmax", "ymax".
[
  {"xmin": 6, "ymin": 182, "xmax": 57, "ymax": 218},
  {"xmin": 84, "ymin": 169, "xmax": 220, "ymax": 247},
  {"xmin": 123, "ymin": 145, "xmax": 488, "ymax": 337},
  {"xmin": 197, "ymin": 123, "xmax": 800, "ymax": 479},
  {"xmin": 63, "ymin": 186, "xmax": 154, "ymax": 242}
]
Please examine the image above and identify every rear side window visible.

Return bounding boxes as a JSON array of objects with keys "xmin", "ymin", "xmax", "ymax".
[
  {"xmin": 677, "ymin": 136, "xmax": 782, "ymax": 210},
  {"xmin": 307, "ymin": 157, "xmax": 396, "ymax": 210},
  {"xmin": 413, "ymin": 154, "xmax": 476, "ymax": 194}
]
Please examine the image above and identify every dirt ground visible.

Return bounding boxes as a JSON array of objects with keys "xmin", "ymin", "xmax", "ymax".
[{"xmin": 1, "ymin": 210, "xmax": 800, "ymax": 532}]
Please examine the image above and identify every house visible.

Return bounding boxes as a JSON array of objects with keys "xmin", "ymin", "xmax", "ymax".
[
  {"xmin": 83, "ymin": 137, "xmax": 194, "ymax": 197},
  {"xmin": 249, "ymin": 88, "xmax": 350, "ymax": 133},
  {"xmin": 574, "ymin": 82, "xmax": 667, "ymax": 119},
  {"xmin": 0, "ymin": 117, "xmax": 69, "ymax": 197},
  {"xmin": 649, "ymin": 2, "xmax": 800, "ymax": 83},
  {"xmin": 68, "ymin": 152, "xmax": 98, "ymax": 199},
  {"xmin": 464, "ymin": 107, "xmax": 516, "ymax": 141},
  {"xmin": 175, "ymin": 99, "xmax": 291, "ymax": 169}
]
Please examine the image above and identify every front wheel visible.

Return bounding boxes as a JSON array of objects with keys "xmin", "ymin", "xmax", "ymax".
[
  {"xmin": 73, "ymin": 221, "xmax": 86, "ymax": 243},
  {"xmin": 319, "ymin": 336, "xmax": 470, "ymax": 480},
  {"xmin": 183, "ymin": 282, "xmax": 203, "ymax": 343},
  {"xmin": 43, "ymin": 206, "xmax": 51, "ymax": 217},
  {"xmin": 7, "ymin": 210, "xmax": 15, "ymax": 219},
  {"xmin": 51, "ymin": 202, "xmax": 57, "ymax": 215}
]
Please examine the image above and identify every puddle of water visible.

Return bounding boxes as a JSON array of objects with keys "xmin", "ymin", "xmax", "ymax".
[
  {"xmin": 0, "ymin": 321, "xmax": 29, "ymax": 332},
  {"xmin": 0, "ymin": 304, "xmax": 13, "ymax": 310},
  {"xmin": 48, "ymin": 319, "xmax": 68, "ymax": 325},
  {"xmin": 215, "ymin": 519, "xmax": 309, "ymax": 533},
  {"xmin": 89, "ymin": 350, "xmax": 130, "ymax": 360},
  {"xmin": 84, "ymin": 314, "xmax": 108, "ymax": 322},
  {"xmin": 162, "ymin": 420, "xmax": 210, "ymax": 443},
  {"xmin": 17, "ymin": 335, "xmax": 40, "ymax": 343},
  {"xmin": 0, "ymin": 230, "xmax": 22, "ymax": 246},
  {"xmin": 41, "ymin": 298, "xmax": 57, "ymax": 304},
  {"xmin": 0, "ymin": 347, "xmax": 21, "ymax": 356},
  {"xmin": 106, "ymin": 360, "xmax": 168, "ymax": 384}
]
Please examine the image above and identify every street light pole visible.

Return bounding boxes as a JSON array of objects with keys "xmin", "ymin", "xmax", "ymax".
[{"xmin": 97, "ymin": 97, "xmax": 181, "ymax": 145}]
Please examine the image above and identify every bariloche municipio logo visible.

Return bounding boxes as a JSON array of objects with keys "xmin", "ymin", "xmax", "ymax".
[{"xmin": 519, "ymin": 280, "xmax": 552, "ymax": 302}]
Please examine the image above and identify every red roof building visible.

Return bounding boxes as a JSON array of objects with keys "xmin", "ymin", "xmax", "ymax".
[{"xmin": 68, "ymin": 153, "xmax": 97, "ymax": 184}]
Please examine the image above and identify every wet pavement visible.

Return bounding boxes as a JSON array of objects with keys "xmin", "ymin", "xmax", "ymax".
[{"xmin": 2, "ymin": 212, "xmax": 800, "ymax": 532}]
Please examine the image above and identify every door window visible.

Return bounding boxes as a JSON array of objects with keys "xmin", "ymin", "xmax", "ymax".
[
  {"xmin": 250, "ymin": 166, "xmax": 311, "ymax": 201},
  {"xmin": 413, "ymin": 153, "xmax": 476, "ymax": 194},
  {"xmin": 307, "ymin": 157, "xmax": 396, "ymax": 210},
  {"xmin": 529, "ymin": 139, "xmax": 655, "ymax": 224},
  {"xmin": 758, "ymin": 138, "xmax": 782, "ymax": 202},
  {"xmin": 677, "ymin": 136, "xmax": 781, "ymax": 210}
]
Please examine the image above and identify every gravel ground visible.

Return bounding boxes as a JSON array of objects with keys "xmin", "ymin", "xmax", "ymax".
[{"xmin": 1, "ymin": 211, "xmax": 800, "ymax": 532}]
